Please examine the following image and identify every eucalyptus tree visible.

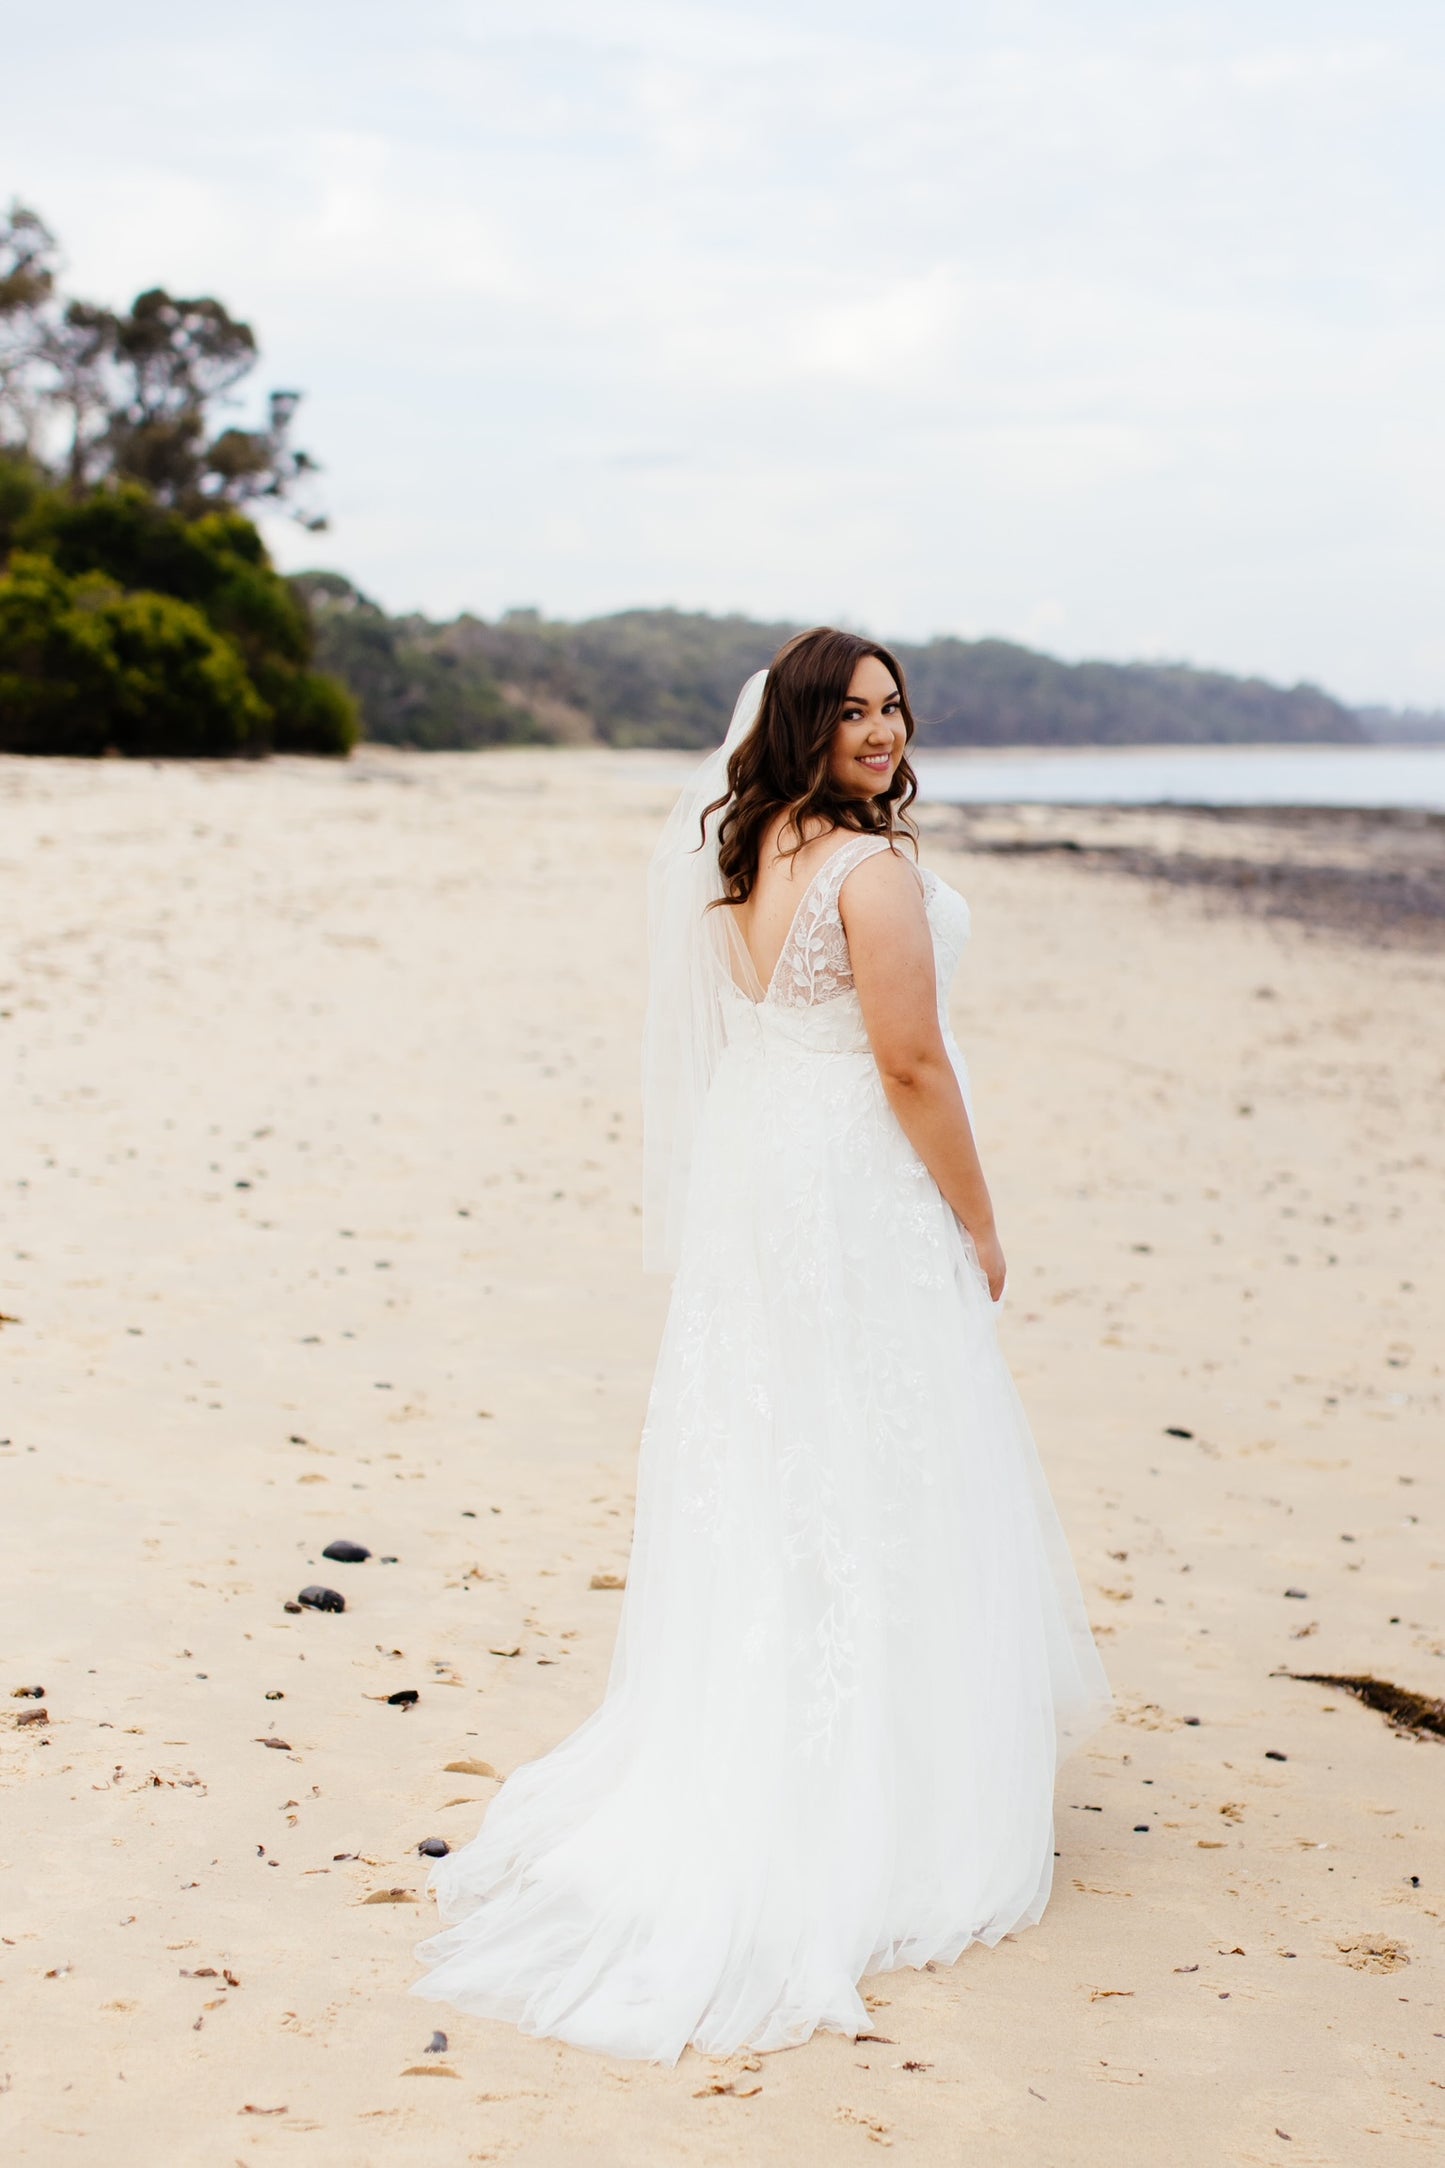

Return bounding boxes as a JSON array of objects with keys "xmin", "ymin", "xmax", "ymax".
[{"xmin": 0, "ymin": 201, "xmax": 325, "ymax": 525}]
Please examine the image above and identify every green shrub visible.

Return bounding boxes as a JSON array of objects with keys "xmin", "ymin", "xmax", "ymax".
[
  {"xmin": 0, "ymin": 460, "xmax": 356, "ymax": 756},
  {"xmin": 24, "ymin": 486, "xmax": 313, "ymax": 671},
  {"xmin": 0, "ymin": 457, "xmax": 47, "ymax": 561},
  {"xmin": 0, "ymin": 552, "xmax": 124, "ymax": 754},
  {"xmin": 0, "ymin": 548, "xmax": 267, "ymax": 756},
  {"xmin": 268, "ymin": 665, "xmax": 360, "ymax": 755},
  {"xmin": 103, "ymin": 587, "xmax": 268, "ymax": 756}
]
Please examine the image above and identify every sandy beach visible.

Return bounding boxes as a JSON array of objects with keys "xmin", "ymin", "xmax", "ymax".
[{"xmin": 2, "ymin": 746, "xmax": 1442, "ymax": 2167}]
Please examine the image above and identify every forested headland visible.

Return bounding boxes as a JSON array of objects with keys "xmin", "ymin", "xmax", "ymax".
[
  {"xmin": 1, "ymin": 201, "xmax": 1373, "ymax": 758},
  {"xmin": 300, "ymin": 577, "xmax": 1365, "ymax": 752}
]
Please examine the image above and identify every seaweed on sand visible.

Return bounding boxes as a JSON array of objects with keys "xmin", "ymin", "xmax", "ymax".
[{"xmin": 1276, "ymin": 1671, "xmax": 1445, "ymax": 1740}]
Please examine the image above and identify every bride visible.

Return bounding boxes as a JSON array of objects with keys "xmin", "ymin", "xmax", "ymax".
[{"xmin": 413, "ymin": 628, "xmax": 1111, "ymax": 2064}]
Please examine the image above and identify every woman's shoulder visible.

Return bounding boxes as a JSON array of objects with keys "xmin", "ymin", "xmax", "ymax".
[
  {"xmin": 834, "ymin": 828, "xmax": 923, "ymax": 879},
  {"xmin": 834, "ymin": 835, "xmax": 928, "ymax": 914}
]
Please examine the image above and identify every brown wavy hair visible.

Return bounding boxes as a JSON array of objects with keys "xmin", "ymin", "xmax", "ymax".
[{"xmin": 704, "ymin": 627, "xmax": 919, "ymax": 907}]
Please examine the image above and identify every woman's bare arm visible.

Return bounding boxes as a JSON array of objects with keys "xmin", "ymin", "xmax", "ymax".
[{"xmin": 841, "ymin": 850, "xmax": 1006, "ymax": 1299}]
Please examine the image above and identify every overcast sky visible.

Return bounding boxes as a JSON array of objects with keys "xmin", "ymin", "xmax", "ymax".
[{"xmin": 9, "ymin": 0, "xmax": 1445, "ymax": 703}]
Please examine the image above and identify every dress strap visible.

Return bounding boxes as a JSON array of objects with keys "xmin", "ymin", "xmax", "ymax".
[{"xmin": 811, "ymin": 831, "xmax": 894, "ymax": 909}]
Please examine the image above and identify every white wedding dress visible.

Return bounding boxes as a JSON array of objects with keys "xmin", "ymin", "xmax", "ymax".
[{"xmin": 413, "ymin": 831, "xmax": 1111, "ymax": 2063}]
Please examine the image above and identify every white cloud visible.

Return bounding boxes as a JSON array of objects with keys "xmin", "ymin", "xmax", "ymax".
[{"xmin": 4, "ymin": 0, "xmax": 1445, "ymax": 700}]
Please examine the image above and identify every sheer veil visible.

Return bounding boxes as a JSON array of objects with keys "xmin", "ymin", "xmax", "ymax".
[{"xmin": 641, "ymin": 667, "xmax": 767, "ymax": 1272}]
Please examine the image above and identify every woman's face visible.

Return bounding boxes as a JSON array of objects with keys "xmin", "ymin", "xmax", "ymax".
[{"xmin": 827, "ymin": 653, "xmax": 907, "ymax": 799}]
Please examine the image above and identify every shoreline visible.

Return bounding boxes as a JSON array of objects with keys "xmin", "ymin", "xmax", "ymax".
[{"xmin": 925, "ymin": 800, "xmax": 1445, "ymax": 947}]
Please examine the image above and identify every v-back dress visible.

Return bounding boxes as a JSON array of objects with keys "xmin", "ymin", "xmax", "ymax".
[{"xmin": 413, "ymin": 833, "xmax": 1111, "ymax": 2063}]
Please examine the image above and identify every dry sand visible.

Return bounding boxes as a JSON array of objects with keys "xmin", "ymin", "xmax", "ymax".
[{"xmin": 1, "ymin": 746, "xmax": 1441, "ymax": 2167}]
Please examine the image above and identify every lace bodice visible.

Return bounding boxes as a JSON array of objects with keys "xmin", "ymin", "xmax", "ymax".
[{"xmin": 764, "ymin": 833, "xmax": 970, "ymax": 1020}]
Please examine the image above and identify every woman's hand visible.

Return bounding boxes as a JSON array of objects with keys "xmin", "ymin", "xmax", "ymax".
[{"xmin": 971, "ymin": 1223, "xmax": 1007, "ymax": 1304}]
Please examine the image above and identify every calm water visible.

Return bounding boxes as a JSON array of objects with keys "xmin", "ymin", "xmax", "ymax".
[{"xmin": 913, "ymin": 744, "xmax": 1445, "ymax": 813}]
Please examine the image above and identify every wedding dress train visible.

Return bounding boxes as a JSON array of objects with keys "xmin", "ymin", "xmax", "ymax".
[{"xmin": 413, "ymin": 832, "xmax": 1111, "ymax": 2063}]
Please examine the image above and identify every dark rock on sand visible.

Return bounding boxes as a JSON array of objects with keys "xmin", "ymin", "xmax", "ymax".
[
  {"xmin": 322, "ymin": 1540, "xmax": 371, "ymax": 1564},
  {"xmin": 298, "ymin": 1585, "xmax": 346, "ymax": 1613}
]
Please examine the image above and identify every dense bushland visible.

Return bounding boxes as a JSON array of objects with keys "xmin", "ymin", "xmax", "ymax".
[
  {"xmin": 0, "ymin": 203, "xmax": 354, "ymax": 756},
  {"xmin": 300, "ymin": 582, "xmax": 1363, "ymax": 752},
  {"xmin": 0, "ymin": 463, "xmax": 356, "ymax": 754}
]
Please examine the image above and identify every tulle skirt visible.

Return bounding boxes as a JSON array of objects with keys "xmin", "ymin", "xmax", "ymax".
[{"xmin": 413, "ymin": 1028, "xmax": 1111, "ymax": 2062}]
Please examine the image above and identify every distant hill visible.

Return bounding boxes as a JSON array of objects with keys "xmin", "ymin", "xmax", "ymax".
[
  {"xmin": 896, "ymin": 638, "xmax": 1360, "ymax": 748},
  {"xmin": 1355, "ymin": 705, "xmax": 1445, "ymax": 745},
  {"xmin": 294, "ymin": 579, "xmax": 1365, "ymax": 752}
]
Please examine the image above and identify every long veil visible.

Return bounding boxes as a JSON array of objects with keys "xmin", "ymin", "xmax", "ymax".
[{"xmin": 641, "ymin": 668, "xmax": 767, "ymax": 1272}]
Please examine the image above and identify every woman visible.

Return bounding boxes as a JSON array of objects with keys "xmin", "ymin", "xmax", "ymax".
[{"xmin": 413, "ymin": 628, "xmax": 1111, "ymax": 2064}]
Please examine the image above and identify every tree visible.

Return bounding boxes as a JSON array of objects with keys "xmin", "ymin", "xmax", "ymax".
[
  {"xmin": 294, "ymin": 573, "xmax": 541, "ymax": 748},
  {"xmin": 0, "ymin": 461, "xmax": 359, "ymax": 755},
  {"xmin": 0, "ymin": 548, "xmax": 269, "ymax": 756},
  {"xmin": 0, "ymin": 202, "xmax": 325, "ymax": 525},
  {"xmin": 0, "ymin": 211, "xmax": 354, "ymax": 755},
  {"xmin": 0, "ymin": 204, "xmax": 60, "ymax": 461}
]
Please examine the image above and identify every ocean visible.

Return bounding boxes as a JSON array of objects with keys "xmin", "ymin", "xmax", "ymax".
[{"xmin": 912, "ymin": 744, "xmax": 1445, "ymax": 813}]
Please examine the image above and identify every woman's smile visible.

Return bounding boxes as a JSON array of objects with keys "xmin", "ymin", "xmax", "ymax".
[{"xmin": 828, "ymin": 653, "xmax": 909, "ymax": 798}]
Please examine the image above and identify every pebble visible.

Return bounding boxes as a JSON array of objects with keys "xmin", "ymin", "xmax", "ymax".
[
  {"xmin": 1283, "ymin": 1588, "xmax": 1309, "ymax": 1600},
  {"xmin": 298, "ymin": 1585, "xmax": 345, "ymax": 1613},
  {"xmin": 418, "ymin": 1838, "xmax": 450, "ymax": 1858},
  {"xmin": 425, "ymin": 2031, "xmax": 448, "ymax": 2054},
  {"xmin": 282, "ymin": 1601, "xmax": 303, "ymax": 1614},
  {"xmin": 10, "ymin": 1685, "xmax": 44, "ymax": 1698},
  {"xmin": 387, "ymin": 1689, "xmax": 420, "ymax": 1707},
  {"xmin": 17, "ymin": 1707, "xmax": 48, "ymax": 1727},
  {"xmin": 322, "ymin": 1540, "xmax": 371, "ymax": 1565}
]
